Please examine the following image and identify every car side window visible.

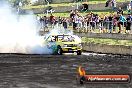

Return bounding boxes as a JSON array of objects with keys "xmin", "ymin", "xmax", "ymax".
[{"xmin": 47, "ymin": 36, "xmax": 56, "ymax": 42}]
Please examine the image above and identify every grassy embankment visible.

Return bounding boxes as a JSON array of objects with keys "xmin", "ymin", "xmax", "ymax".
[
  {"xmin": 22, "ymin": 0, "xmax": 129, "ymax": 9},
  {"xmin": 21, "ymin": 0, "xmax": 129, "ymax": 17},
  {"xmin": 82, "ymin": 37, "xmax": 132, "ymax": 46}
]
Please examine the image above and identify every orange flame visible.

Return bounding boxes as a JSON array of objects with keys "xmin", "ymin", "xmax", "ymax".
[{"xmin": 78, "ymin": 66, "xmax": 86, "ymax": 76}]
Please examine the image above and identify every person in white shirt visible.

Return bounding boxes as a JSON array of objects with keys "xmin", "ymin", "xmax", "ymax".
[
  {"xmin": 74, "ymin": 14, "xmax": 79, "ymax": 29},
  {"xmin": 111, "ymin": 0, "xmax": 116, "ymax": 11},
  {"xmin": 127, "ymin": 3, "xmax": 131, "ymax": 14}
]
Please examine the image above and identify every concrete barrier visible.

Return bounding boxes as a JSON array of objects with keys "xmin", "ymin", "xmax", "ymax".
[
  {"xmin": 82, "ymin": 43, "xmax": 132, "ymax": 55},
  {"xmin": 75, "ymin": 32, "xmax": 132, "ymax": 40},
  {"xmin": 40, "ymin": 30, "xmax": 132, "ymax": 40}
]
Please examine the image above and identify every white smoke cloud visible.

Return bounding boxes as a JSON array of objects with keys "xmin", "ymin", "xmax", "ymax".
[
  {"xmin": 49, "ymin": 27, "xmax": 73, "ymax": 35},
  {"xmin": 48, "ymin": 27, "xmax": 81, "ymax": 43},
  {"xmin": 0, "ymin": 1, "xmax": 82, "ymax": 54},
  {"xmin": 0, "ymin": 1, "xmax": 53, "ymax": 54}
]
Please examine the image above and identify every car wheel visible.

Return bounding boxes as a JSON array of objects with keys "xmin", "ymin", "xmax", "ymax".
[
  {"xmin": 57, "ymin": 46, "xmax": 62, "ymax": 55},
  {"xmin": 77, "ymin": 50, "xmax": 82, "ymax": 55}
]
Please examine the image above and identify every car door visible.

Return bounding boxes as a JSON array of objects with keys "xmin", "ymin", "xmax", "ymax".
[{"xmin": 46, "ymin": 36, "xmax": 58, "ymax": 52}]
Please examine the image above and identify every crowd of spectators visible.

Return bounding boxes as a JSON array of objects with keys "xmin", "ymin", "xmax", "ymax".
[
  {"xmin": 69, "ymin": 8, "xmax": 132, "ymax": 33},
  {"xmin": 36, "ymin": 1, "xmax": 132, "ymax": 34}
]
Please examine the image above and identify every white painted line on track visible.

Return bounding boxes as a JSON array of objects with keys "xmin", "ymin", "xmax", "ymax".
[{"xmin": 82, "ymin": 52, "xmax": 106, "ymax": 56}]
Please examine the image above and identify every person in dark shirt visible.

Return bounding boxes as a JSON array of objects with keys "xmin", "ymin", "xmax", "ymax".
[
  {"xmin": 115, "ymin": 14, "xmax": 120, "ymax": 33},
  {"xmin": 49, "ymin": 14, "xmax": 55, "ymax": 28},
  {"xmin": 43, "ymin": 16, "xmax": 48, "ymax": 28},
  {"xmin": 126, "ymin": 14, "xmax": 132, "ymax": 33},
  {"xmin": 105, "ymin": 0, "xmax": 111, "ymax": 7},
  {"xmin": 117, "ymin": 7, "xmax": 123, "ymax": 15},
  {"xmin": 50, "ymin": 14, "xmax": 54, "ymax": 21},
  {"xmin": 62, "ymin": 18, "xmax": 68, "ymax": 29},
  {"xmin": 70, "ymin": 10, "xmax": 75, "ymax": 18},
  {"xmin": 58, "ymin": 16, "xmax": 62, "ymax": 27},
  {"xmin": 113, "ymin": 14, "xmax": 118, "ymax": 32},
  {"xmin": 108, "ymin": 14, "xmax": 113, "ymax": 33}
]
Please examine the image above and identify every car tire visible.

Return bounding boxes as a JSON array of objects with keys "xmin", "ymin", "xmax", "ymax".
[
  {"xmin": 77, "ymin": 50, "xmax": 82, "ymax": 55},
  {"xmin": 57, "ymin": 46, "xmax": 63, "ymax": 55}
]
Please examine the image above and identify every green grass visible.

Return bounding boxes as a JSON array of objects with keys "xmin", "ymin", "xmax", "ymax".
[
  {"xmin": 36, "ymin": 10, "xmax": 112, "ymax": 17},
  {"xmin": 87, "ymin": 0, "xmax": 130, "ymax": 4},
  {"xmin": 36, "ymin": 10, "xmax": 128, "ymax": 17},
  {"xmin": 82, "ymin": 37, "xmax": 132, "ymax": 46},
  {"xmin": 21, "ymin": 10, "xmax": 126, "ymax": 17},
  {"xmin": 22, "ymin": 0, "xmax": 130, "ymax": 10},
  {"xmin": 22, "ymin": 3, "xmax": 77, "ymax": 9},
  {"xmin": 21, "ymin": 0, "xmax": 128, "ymax": 17}
]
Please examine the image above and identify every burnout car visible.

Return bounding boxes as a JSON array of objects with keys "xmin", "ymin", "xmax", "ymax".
[{"xmin": 44, "ymin": 34, "xmax": 82, "ymax": 55}]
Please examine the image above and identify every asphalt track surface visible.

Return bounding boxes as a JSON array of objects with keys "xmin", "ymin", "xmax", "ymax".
[{"xmin": 0, "ymin": 53, "xmax": 132, "ymax": 88}]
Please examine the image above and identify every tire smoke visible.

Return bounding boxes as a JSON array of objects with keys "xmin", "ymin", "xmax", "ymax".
[
  {"xmin": 0, "ymin": 1, "xmax": 82, "ymax": 54},
  {"xmin": 0, "ymin": 1, "xmax": 53, "ymax": 54}
]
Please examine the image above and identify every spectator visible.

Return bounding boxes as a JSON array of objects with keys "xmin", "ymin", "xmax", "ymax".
[
  {"xmin": 103, "ymin": 15, "xmax": 109, "ymax": 31},
  {"xmin": 127, "ymin": 4, "xmax": 131, "ymax": 14},
  {"xmin": 105, "ymin": 0, "xmax": 111, "ymax": 7},
  {"xmin": 89, "ymin": 13, "xmax": 96, "ymax": 31},
  {"xmin": 113, "ymin": 14, "xmax": 118, "ymax": 33},
  {"xmin": 118, "ymin": 14, "xmax": 126, "ymax": 33},
  {"xmin": 117, "ymin": 7, "xmax": 123, "ymax": 15},
  {"xmin": 99, "ymin": 17, "xmax": 104, "ymax": 33},
  {"xmin": 126, "ymin": 14, "xmax": 132, "ymax": 33},
  {"xmin": 62, "ymin": 18, "xmax": 68, "ymax": 29},
  {"xmin": 73, "ymin": 14, "xmax": 79, "ymax": 30},
  {"xmin": 95, "ymin": 15, "xmax": 100, "ymax": 29},
  {"xmin": 111, "ymin": 0, "xmax": 116, "ymax": 11},
  {"xmin": 72, "ymin": 19, "xmax": 76, "ymax": 30},
  {"xmin": 77, "ymin": 16, "xmax": 83, "ymax": 29},
  {"xmin": 82, "ymin": 17, "xmax": 87, "ymax": 30},
  {"xmin": 70, "ymin": 10, "xmax": 75, "ymax": 18},
  {"xmin": 49, "ymin": 14, "xmax": 55, "ymax": 28},
  {"xmin": 37, "ymin": 7, "xmax": 132, "ymax": 34},
  {"xmin": 75, "ymin": 9, "xmax": 79, "ymax": 15},
  {"xmin": 58, "ymin": 16, "xmax": 62, "ymax": 28},
  {"xmin": 43, "ymin": 16, "xmax": 48, "ymax": 29},
  {"xmin": 108, "ymin": 14, "xmax": 113, "ymax": 33}
]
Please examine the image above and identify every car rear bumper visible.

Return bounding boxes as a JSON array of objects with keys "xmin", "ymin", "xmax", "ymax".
[{"xmin": 62, "ymin": 48, "xmax": 82, "ymax": 53}]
